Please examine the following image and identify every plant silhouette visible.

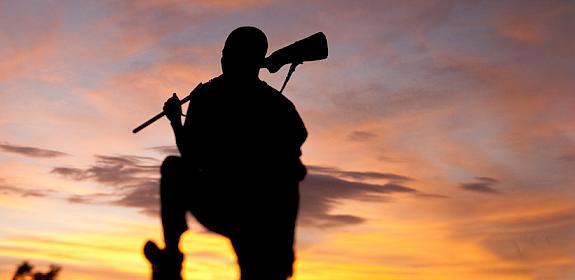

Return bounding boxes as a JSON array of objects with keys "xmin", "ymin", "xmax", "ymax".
[{"xmin": 12, "ymin": 261, "xmax": 61, "ymax": 280}]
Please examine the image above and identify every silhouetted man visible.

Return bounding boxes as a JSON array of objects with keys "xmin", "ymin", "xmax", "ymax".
[{"xmin": 144, "ymin": 26, "xmax": 307, "ymax": 280}]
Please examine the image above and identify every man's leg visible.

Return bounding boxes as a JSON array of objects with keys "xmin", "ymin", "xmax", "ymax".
[
  {"xmin": 230, "ymin": 225, "xmax": 294, "ymax": 280},
  {"xmin": 160, "ymin": 156, "xmax": 188, "ymax": 252},
  {"xmin": 230, "ymin": 180, "xmax": 300, "ymax": 280},
  {"xmin": 144, "ymin": 156, "xmax": 186, "ymax": 279}
]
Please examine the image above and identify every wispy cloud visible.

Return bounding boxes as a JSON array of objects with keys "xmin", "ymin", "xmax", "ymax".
[
  {"xmin": 347, "ymin": 130, "xmax": 377, "ymax": 142},
  {"xmin": 51, "ymin": 155, "xmax": 158, "ymax": 185},
  {"xmin": 460, "ymin": 177, "xmax": 500, "ymax": 194},
  {"xmin": 308, "ymin": 165, "xmax": 412, "ymax": 182},
  {"xmin": 0, "ymin": 180, "xmax": 55, "ymax": 198},
  {"xmin": 51, "ymin": 153, "xmax": 430, "ymax": 227},
  {"xmin": 148, "ymin": 145, "xmax": 180, "ymax": 155},
  {"xmin": 300, "ymin": 174, "xmax": 417, "ymax": 227},
  {"xmin": 52, "ymin": 155, "xmax": 160, "ymax": 215},
  {"xmin": 451, "ymin": 206, "xmax": 575, "ymax": 276},
  {"xmin": 0, "ymin": 143, "xmax": 68, "ymax": 158}
]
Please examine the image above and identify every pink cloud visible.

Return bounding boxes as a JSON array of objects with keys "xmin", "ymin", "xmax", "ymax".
[{"xmin": 492, "ymin": 1, "xmax": 575, "ymax": 52}]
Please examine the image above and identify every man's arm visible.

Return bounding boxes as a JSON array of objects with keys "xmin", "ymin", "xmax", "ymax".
[
  {"xmin": 163, "ymin": 94, "xmax": 188, "ymax": 156},
  {"xmin": 283, "ymin": 100, "xmax": 308, "ymax": 181},
  {"xmin": 282, "ymin": 98, "xmax": 307, "ymax": 155}
]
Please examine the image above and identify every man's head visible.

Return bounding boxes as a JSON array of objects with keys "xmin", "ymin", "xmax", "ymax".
[{"xmin": 221, "ymin": 26, "xmax": 268, "ymax": 81}]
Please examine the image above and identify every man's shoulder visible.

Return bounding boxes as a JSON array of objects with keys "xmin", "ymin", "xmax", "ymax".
[
  {"xmin": 193, "ymin": 76, "xmax": 295, "ymax": 107},
  {"xmin": 190, "ymin": 76, "xmax": 223, "ymax": 100},
  {"xmin": 258, "ymin": 80, "xmax": 280, "ymax": 96},
  {"xmin": 201, "ymin": 75, "xmax": 225, "ymax": 91},
  {"xmin": 258, "ymin": 80, "xmax": 294, "ymax": 107}
]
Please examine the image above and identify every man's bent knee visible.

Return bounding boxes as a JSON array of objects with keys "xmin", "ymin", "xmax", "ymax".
[{"xmin": 161, "ymin": 156, "xmax": 182, "ymax": 177}]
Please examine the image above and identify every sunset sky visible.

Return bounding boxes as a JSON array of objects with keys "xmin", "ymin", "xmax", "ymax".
[{"xmin": 1, "ymin": 0, "xmax": 575, "ymax": 279}]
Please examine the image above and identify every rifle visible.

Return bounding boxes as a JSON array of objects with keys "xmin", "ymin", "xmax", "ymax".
[{"xmin": 132, "ymin": 32, "xmax": 327, "ymax": 134}]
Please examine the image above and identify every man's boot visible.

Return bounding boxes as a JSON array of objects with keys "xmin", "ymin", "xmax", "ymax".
[{"xmin": 144, "ymin": 240, "xmax": 184, "ymax": 280}]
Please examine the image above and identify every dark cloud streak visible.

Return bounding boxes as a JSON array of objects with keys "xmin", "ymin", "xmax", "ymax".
[
  {"xmin": 308, "ymin": 165, "xmax": 412, "ymax": 182},
  {"xmin": 51, "ymin": 155, "xmax": 158, "ymax": 186},
  {"xmin": 52, "ymin": 154, "xmax": 441, "ymax": 228},
  {"xmin": 149, "ymin": 145, "xmax": 180, "ymax": 155},
  {"xmin": 460, "ymin": 177, "xmax": 500, "ymax": 194},
  {"xmin": 0, "ymin": 143, "xmax": 68, "ymax": 158},
  {"xmin": 299, "ymin": 174, "xmax": 417, "ymax": 227},
  {"xmin": 347, "ymin": 130, "xmax": 377, "ymax": 142},
  {"xmin": 0, "ymin": 183, "xmax": 54, "ymax": 198}
]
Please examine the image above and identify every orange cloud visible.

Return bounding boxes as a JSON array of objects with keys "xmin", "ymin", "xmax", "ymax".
[{"xmin": 492, "ymin": 1, "xmax": 575, "ymax": 52}]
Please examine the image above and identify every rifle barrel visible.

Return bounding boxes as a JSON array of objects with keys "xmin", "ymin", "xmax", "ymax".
[{"xmin": 132, "ymin": 84, "xmax": 202, "ymax": 134}]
